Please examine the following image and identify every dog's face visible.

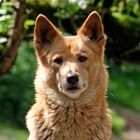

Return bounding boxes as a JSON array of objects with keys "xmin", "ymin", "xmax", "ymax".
[{"xmin": 34, "ymin": 11, "xmax": 106, "ymax": 99}]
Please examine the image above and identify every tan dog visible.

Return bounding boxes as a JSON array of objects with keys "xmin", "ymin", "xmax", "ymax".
[{"xmin": 26, "ymin": 11, "xmax": 112, "ymax": 140}]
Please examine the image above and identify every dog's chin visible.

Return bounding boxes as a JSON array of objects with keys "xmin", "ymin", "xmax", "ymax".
[{"xmin": 58, "ymin": 85, "xmax": 87, "ymax": 99}]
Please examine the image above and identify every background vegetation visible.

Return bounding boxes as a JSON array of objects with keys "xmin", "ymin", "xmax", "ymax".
[{"xmin": 0, "ymin": 0, "xmax": 140, "ymax": 139}]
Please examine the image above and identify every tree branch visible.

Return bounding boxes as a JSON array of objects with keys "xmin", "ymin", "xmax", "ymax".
[{"xmin": 0, "ymin": 0, "xmax": 26, "ymax": 75}]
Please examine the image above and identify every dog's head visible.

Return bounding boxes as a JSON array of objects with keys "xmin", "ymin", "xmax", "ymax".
[{"xmin": 34, "ymin": 11, "xmax": 106, "ymax": 99}]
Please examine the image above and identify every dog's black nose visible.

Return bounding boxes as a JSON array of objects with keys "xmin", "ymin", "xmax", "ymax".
[{"xmin": 67, "ymin": 74, "xmax": 79, "ymax": 85}]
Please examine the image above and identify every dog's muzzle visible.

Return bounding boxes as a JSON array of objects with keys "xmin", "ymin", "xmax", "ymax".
[{"xmin": 58, "ymin": 73, "xmax": 87, "ymax": 99}]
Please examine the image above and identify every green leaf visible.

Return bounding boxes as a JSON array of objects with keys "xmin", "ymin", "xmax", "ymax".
[{"xmin": 24, "ymin": 20, "xmax": 35, "ymax": 29}]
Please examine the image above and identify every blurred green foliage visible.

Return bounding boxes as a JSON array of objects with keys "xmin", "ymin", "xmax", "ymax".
[
  {"xmin": 0, "ymin": 41, "xmax": 35, "ymax": 127},
  {"xmin": 112, "ymin": 12, "xmax": 140, "ymax": 32},
  {"xmin": 0, "ymin": 1, "xmax": 13, "ymax": 34},
  {"xmin": 108, "ymin": 62, "xmax": 140, "ymax": 113},
  {"xmin": 0, "ymin": 1, "xmax": 13, "ymax": 55}
]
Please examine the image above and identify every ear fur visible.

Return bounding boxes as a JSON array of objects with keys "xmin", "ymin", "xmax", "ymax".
[
  {"xmin": 78, "ymin": 11, "xmax": 105, "ymax": 45},
  {"xmin": 34, "ymin": 14, "xmax": 61, "ymax": 49}
]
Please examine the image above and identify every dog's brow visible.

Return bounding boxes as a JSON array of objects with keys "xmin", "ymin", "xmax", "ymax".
[{"xmin": 76, "ymin": 50, "xmax": 87, "ymax": 55}]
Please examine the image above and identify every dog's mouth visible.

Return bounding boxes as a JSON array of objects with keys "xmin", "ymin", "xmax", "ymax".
[
  {"xmin": 58, "ymin": 78, "xmax": 88, "ymax": 98},
  {"xmin": 67, "ymin": 86, "xmax": 79, "ymax": 91}
]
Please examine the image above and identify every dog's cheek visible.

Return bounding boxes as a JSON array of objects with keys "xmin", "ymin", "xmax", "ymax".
[
  {"xmin": 88, "ymin": 62, "xmax": 100, "ymax": 84},
  {"xmin": 80, "ymin": 61, "xmax": 90, "ymax": 80},
  {"xmin": 78, "ymin": 66, "xmax": 89, "ymax": 83},
  {"xmin": 56, "ymin": 71, "xmax": 62, "ymax": 86}
]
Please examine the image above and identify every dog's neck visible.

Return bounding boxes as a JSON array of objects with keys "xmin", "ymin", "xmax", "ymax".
[{"xmin": 34, "ymin": 88, "xmax": 110, "ymax": 140}]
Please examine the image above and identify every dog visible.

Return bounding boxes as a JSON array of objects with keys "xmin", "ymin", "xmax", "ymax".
[{"xmin": 26, "ymin": 11, "xmax": 112, "ymax": 140}]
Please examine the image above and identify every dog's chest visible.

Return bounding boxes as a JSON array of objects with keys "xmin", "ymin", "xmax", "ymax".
[{"xmin": 36, "ymin": 105, "xmax": 105, "ymax": 140}]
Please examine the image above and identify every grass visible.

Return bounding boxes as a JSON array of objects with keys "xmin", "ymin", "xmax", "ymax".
[
  {"xmin": 111, "ymin": 111, "xmax": 125, "ymax": 135},
  {"xmin": 0, "ymin": 123, "xmax": 28, "ymax": 140}
]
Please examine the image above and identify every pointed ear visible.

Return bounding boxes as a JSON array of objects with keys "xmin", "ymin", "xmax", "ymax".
[
  {"xmin": 34, "ymin": 14, "xmax": 61, "ymax": 49},
  {"xmin": 78, "ymin": 11, "xmax": 105, "ymax": 45}
]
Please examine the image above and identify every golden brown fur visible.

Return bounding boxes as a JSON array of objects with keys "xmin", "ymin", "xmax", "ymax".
[{"xmin": 26, "ymin": 11, "xmax": 112, "ymax": 140}]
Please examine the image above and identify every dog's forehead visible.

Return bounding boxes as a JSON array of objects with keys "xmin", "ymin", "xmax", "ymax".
[
  {"xmin": 63, "ymin": 36, "xmax": 83, "ymax": 51},
  {"xmin": 63, "ymin": 36, "xmax": 78, "ymax": 46}
]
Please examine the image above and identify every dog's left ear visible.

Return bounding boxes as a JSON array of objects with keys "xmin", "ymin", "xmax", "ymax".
[{"xmin": 78, "ymin": 11, "xmax": 105, "ymax": 46}]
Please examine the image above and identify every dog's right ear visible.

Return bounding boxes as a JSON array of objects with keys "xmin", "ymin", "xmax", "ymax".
[
  {"xmin": 34, "ymin": 14, "xmax": 61, "ymax": 50},
  {"xmin": 78, "ymin": 11, "xmax": 105, "ymax": 47}
]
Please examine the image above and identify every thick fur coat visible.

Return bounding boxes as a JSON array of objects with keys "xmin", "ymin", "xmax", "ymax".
[{"xmin": 26, "ymin": 11, "xmax": 112, "ymax": 140}]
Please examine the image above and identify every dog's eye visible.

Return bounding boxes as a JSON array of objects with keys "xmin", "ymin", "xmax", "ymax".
[
  {"xmin": 78, "ymin": 56, "xmax": 88, "ymax": 63},
  {"xmin": 53, "ymin": 57, "xmax": 63, "ymax": 65}
]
